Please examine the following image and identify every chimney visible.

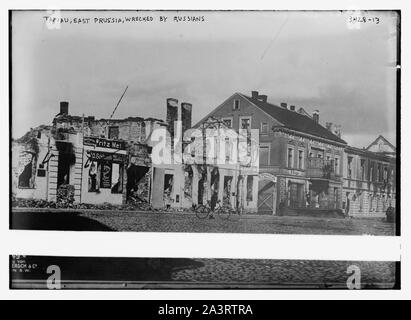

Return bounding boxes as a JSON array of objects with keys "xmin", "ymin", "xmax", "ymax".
[
  {"xmin": 280, "ymin": 102, "xmax": 287, "ymax": 109},
  {"xmin": 60, "ymin": 101, "xmax": 69, "ymax": 115},
  {"xmin": 290, "ymin": 105, "xmax": 296, "ymax": 111},
  {"xmin": 258, "ymin": 95, "xmax": 267, "ymax": 103},
  {"xmin": 334, "ymin": 124, "xmax": 342, "ymax": 138},
  {"xmin": 325, "ymin": 122, "xmax": 333, "ymax": 131},
  {"xmin": 181, "ymin": 102, "xmax": 192, "ymax": 133},
  {"xmin": 251, "ymin": 91, "xmax": 259, "ymax": 99},
  {"xmin": 166, "ymin": 98, "xmax": 179, "ymax": 138},
  {"xmin": 312, "ymin": 110, "xmax": 319, "ymax": 123}
]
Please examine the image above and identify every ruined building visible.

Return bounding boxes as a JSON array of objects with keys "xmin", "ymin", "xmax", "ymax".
[
  {"xmin": 12, "ymin": 101, "xmax": 162, "ymax": 206},
  {"xmin": 12, "ymin": 93, "xmax": 396, "ymax": 217},
  {"xmin": 149, "ymin": 98, "xmax": 259, "ymax": 212}
]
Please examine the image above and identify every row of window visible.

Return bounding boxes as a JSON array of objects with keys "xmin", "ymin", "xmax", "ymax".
[
  {"xmin": 164, "ymin": 171, "xmax": 255, "ymax": 203},
  {"xmin": 222, "ymin": 117, "xmax": 270, "ymax": 135},
  {"xmin": 258, "ymin": 144, "xmax": 342, "ymax": 172},
  {"xmin": 85, "ymin": 125, "xmax": 122, "ymax": 140},
  {"xmin": 287, "ymin": 148, "xmax": 306, "ymax": 170},
  {"xmin": 222, "ymin": 117, "xmax": 252, "ymax": 131},
  {"xmin": 347, "ymin": 156, "xmax": 393, "ymax": 182},
  {"xmin": 220, "ymin": 115, "xmax": 392, "ymax": 180},
  {"xmin": 289, "ymin": 147, "xmax": 341, "ymax": 172}
]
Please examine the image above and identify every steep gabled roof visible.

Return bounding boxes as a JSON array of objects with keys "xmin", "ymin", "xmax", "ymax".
[
  {"xmin": 193, "ymin": 92, "xmax": 244, "ymax": 128},
  {"xmin": 241, "ymin": 94, "xmax": 347, "ymax": 144},
  {"xmin": 366, "ymin": 135, "xmax": 396, "ymax": 152}
]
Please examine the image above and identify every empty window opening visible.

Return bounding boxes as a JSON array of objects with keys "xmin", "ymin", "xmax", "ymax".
[
  {"xmin": 184, "ymin": 166, "xmax": 193, "ymax": 200},
  {"xmin": 126, "ymin": 164, "xmax": 150, "ymax": 201},
  {"xmin": 233, "ymin": 99, "xmax": 240, "ymax": 110},
  {"xmin": 56, "ymin": 142, "xmax": 75, "ymax": 187},
  {"xmin": 240, "ymin": 117, "xmax": 251, "ymax": 130},
  {"xmin": 222, "ymin": 118, "xmax": 232, "ymax": 128},
  {"xmin": 88, "ymin": 161, "xmax": 100, "ymax": 192},
  {"xmin": 246, "ymin": 175, "xmax": 254, "ymax": 202},
  {"xmin": 223, "ymin": 176, "xmax": 233, "ymax": 207},
  {"xmin": 164, "ymin": 174, "xmax": 174, "ymax": 199},
  {"xmin": 18, "ymin": 152, "xmax": 36, "ymax": 188},
  {"xmin": 111, "ymin": 163, "xmax": 124, "ymax": 194},
  {"xmin": 108, "ymin": 126, "xmax": 119, "ymax": 140}
]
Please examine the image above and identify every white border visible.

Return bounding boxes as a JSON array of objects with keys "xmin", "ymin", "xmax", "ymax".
[{"xmin": 1, "ymin": 0, "xmax": 409, "ymax": 300}]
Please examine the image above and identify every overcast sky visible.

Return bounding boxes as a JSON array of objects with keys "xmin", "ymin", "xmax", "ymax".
[{"xmin": 12, "ymin": 10, "xmax": 398, "ymax": 147}]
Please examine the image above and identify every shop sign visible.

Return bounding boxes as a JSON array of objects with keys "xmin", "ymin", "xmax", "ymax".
[
  {"xmin": 84, "ymin": 136, "xmax": 125, "ymax": 150},
  {"xmin": 86, "ymin": 150, "xmax": 127, "ymax": 163}
]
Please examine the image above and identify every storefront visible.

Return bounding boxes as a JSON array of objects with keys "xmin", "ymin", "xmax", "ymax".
[{"xmin": 81, "ymin": 137, "xmax": 128, "ymax": 205}]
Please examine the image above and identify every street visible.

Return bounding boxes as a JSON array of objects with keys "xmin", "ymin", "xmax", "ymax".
[{"xmin": 12, "ymin": 208, "xmax": 396, "ymax": 235}]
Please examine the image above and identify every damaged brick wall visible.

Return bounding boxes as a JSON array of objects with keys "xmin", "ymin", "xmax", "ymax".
[
  {"xmin": 183, "ymin": 165, "xmax": 193, "ymax": 201},
  {"xmin": 17, "ymin": 151, "xmax": 37, "ymax": 189},
  {"xmin": 12, "ymin": 132, "xmax": 41, "ymax": 194},
  {"xmin": 56, "ymin": 184, "xmax": 75, "ymax": 207},
  {"xmin": 87, "ymin": 119, "xmax": 146, "ymax": 143},
  {"xmin": 136, "ymin": 169, "xmax": 151, "ymax": 203},
  {"xmin": 54, "ymin": 114, "xmax": 147, "ymax": 143},
  {"xmin": 126, "ymin": 165, "xmax": 151, "ymax": 203}
]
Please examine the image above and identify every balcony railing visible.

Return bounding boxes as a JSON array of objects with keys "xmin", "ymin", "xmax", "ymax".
[{"xmin": 306, "ymin": 157, "xmax": 335, "ymax": 179}]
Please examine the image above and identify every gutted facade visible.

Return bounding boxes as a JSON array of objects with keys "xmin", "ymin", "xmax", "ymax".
[
  {"xmin": 148, "ymin": 98, "xmax": 259, "ymax": 212},
  {"xmin": 12, "ymin": 101, "xmax": 156, "ymax": 206}
]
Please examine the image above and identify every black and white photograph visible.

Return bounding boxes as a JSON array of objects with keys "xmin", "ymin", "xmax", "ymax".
[
  {"xmin": 10, "ymin": 255, "xmax": 399, "ymax": 289},
  {"xmin": 10, "ymin": 10, "xmax": 399, "ymax": 236},
  {"xmin": 6, "ymin": 7, "xmax": 404, "ymax": 298}
]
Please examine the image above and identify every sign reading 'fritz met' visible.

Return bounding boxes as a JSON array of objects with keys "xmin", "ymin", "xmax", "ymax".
[{"xmin": 83, "ymin": 136, "xmax": 125, "ymax": 150}]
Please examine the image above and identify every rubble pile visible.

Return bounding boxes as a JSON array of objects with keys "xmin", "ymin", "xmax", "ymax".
[
  {"xmin": 12, "ymin": 192, "xmax": 194, "ymax": 213},
  {"xmin": 56, "ymin": 184, "xmax": 75, "ymax": 208},
  {"xmin": 12, "ymin": 196, "xmax": 154, "ymax": 212},
  {"xmin": 12, "ymin": 197, "xmax": 58, "ymax": 208}
]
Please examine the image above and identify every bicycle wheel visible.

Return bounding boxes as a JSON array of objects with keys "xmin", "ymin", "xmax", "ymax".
[
  {"xmin": 216, "ymin": 207, "xmax": 231, "ymax": 220},
  {"xmin": 195, "ymin": 205, "xmax": 210, "ymax": 219}
]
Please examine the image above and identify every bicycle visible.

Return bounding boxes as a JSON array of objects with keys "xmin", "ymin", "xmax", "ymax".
[{"xmin": 194, "ymin": 200, "xmax": 238, "ymax": 220}]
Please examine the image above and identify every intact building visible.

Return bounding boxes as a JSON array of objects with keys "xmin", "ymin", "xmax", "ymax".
[
  {"xmin": 195, "ymin": 91, "xmax": 348, "ymax": 215},
  {"xmin": 342, "ymin": 136, "xmax": 396, "ymax": 217}
]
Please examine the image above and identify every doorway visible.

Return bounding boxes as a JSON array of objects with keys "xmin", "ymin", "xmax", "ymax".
[{"xmin": 258, "ymin": 180, "xmax": 276, "ymax": 214}]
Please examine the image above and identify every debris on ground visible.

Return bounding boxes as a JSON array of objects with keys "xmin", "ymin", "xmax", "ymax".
[{"xmin": 12, "ymin": 192, "xmax": 198, "ymax": 213}]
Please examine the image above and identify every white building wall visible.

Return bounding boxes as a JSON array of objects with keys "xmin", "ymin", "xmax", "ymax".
[{"xmin": 12, "ymin": 133, "xmax": 51, "ymax": 201}]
